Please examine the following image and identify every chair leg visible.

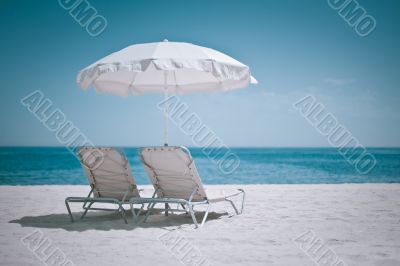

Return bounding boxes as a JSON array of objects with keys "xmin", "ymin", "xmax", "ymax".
[
  {"xmin": 143, "ymin": 202, "xmax": 156, "ymax": 223},
  {"xmin": 200, "ymin": 203, "xmax": 211, "ymax": 227},
  {"xmin": 165, "ymin": 203, "xmax": 169, "ymax": 216},
  {"xmin": 226, "ymin": 199, "xmax": 239, "ymax": 215},
  {"xmin": 181, "ymin": 203, "xmax": 188, "ymax": 214},
  {"xmin": 226, "ymin": 190, "xmax": 246, "ymax": 215},
  {"xmin": 119, "ymin": 204, "xmax": 128, "ymax": 224},
  {"xmin": 187, "ymin": 204, "xmax": 199, "ymax": 228},
  {"xmin": 65, "ymin": 199, "xmax": 74, "ymax": 222},
  {"xmin": 240, "ymin": 190, "xmax": 245, "ymax": 214},
  {"xmin": 131, "ymin": 202, "xmax": 144, "ymax": 223},
  {"xmin": 130, "ymin": 202, "xmax": 135, "ymax": 221},
  {"xmin": 80, "ymin": 202, "xmax": 94, "ymax": 220}
]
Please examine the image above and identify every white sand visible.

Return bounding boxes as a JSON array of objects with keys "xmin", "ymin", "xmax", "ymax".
[{"xmin": 0, "ymin": 184, "xmax": 399, "ymax": 266}]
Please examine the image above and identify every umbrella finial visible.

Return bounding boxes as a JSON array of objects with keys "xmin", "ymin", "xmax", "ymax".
[{"xmin": 163, "ymin": 39, "xmax": 169, "ymax": 42}]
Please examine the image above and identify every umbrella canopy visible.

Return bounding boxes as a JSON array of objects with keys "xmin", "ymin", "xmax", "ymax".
[{"xmin": 77, "ymin": 40, "xmax": 257, "ymax": 145}]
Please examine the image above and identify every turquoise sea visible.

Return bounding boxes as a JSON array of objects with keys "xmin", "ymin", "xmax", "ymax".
[{"xmin": 0, "ymin": 147, "xmax": 399, "ymax": 185}]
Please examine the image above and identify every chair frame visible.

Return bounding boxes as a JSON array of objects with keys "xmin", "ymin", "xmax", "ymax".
[
  {"xmin": 65, "ymin": 185, "xmax": 139, "ymax": 224},
  {"xmin": 130, "ymin": 146, "xmax": 245, "ymax": 228},
  {"xmin": 65, "ymin": 147, "xmax": 141, "ymax": 224}
]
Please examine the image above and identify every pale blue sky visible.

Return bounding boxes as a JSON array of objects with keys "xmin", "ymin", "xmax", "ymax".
[{"xmin": 1, "ymin": 0, "xmax": 399, "ymax": 147}]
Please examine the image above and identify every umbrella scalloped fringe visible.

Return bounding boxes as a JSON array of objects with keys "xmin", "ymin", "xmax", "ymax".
[{"xmin": 77, "ymin": 58, "xmax": 251, "ymax": 90}]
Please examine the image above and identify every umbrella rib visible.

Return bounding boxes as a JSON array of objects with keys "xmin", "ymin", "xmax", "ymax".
[
  {"xmin": 86, "ymin": 65, "xmax": 102, "ymax": 88},
  {"xmin": 128, "ymin": 71, "xmax": 139, "ymax": 94},
  {"xmin": 173, "ymin": 70, "xmax": 179, "ymax": 92},
  {"xmin": 128, "ymin": 60, "xmax": 154, "ymax": 93}
]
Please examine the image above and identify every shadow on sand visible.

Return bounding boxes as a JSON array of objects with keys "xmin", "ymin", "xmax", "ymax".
[{"xmin": 9, "ymin": 210, "xmax": 227, "ymax": 231}]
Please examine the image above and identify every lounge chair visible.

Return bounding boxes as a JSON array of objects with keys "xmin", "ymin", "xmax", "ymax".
[
  {"xmin": 65, "ymin": 147, "xmax": 141, "ymax": 224},
  {"xmin": 130, "ymin": 146, "xmax": 245, "ymax": 228}
]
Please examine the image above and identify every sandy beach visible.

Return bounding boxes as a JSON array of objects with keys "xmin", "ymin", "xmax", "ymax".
[{"xmin": 0, "ymin": 184, "xmax": 399, "ymax": 266}]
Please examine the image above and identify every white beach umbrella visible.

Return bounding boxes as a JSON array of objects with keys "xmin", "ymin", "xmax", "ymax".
[{"xmin": 77, "ymin": 40, "xmax": 257, "ymax": 145}]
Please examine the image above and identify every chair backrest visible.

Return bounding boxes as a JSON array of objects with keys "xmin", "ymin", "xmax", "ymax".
[
  {"xmin": 139, "ymin": 146, "xmax": 207, "ymax": 201},
  {"xmin": 78, "ymin": 147, "xmax": 140, "ymax": 201}
]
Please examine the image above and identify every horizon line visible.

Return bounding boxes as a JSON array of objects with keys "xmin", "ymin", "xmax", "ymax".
[{"xmin": 0, "ymin": 145, "xmax": 399, "ymax": 149}]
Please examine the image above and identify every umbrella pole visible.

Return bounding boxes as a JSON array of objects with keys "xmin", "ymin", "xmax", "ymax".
[{"xmin": 163, "ymin": 71, "xmax": 168, "ymax": 146}]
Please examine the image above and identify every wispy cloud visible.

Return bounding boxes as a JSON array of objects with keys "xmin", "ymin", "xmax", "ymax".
[{"xmin": 324, "ymin": 78, "xmax": 356, "ymax": 86}]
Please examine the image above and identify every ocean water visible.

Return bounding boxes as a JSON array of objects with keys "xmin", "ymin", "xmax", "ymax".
[{"xmin": 0, "ymin": 147, "xmax": 399, "ymax": 185}]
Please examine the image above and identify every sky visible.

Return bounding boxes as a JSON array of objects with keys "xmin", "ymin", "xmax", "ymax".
[{"xmin": 1, "ymin": 0, "xmax": 399, "ymax": 147}]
